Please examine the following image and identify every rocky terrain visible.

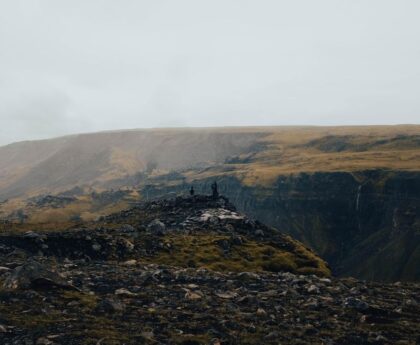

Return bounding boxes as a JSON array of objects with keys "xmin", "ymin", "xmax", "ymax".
[{"xmin": 0, "ymin": 195, "xmax": 419, "ymax": 344}]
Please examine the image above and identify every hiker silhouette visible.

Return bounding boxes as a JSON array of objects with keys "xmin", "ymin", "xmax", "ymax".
[{"xmin": 211, "ymin": 181, "xmax": 219, "ymax": 199}]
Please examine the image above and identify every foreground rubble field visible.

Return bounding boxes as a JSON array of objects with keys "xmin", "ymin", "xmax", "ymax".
[
  {"xmin": 0, "ymin": 196, "xmax": 419, "ymax": 344},
  {"xmin": 0, "ymin": 260, "xmax": 419, "ymax": 345}
]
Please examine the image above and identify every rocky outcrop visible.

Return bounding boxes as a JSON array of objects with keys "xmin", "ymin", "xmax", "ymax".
[
  {"xmin": 0, "ymin": 195, "xmax": 330, "ymax": 277},
  {"xmin": 140, "ymin": 170, "xmax": 420, "ymax": 282}
]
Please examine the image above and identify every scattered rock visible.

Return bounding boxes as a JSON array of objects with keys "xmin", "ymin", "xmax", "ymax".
[
  {"xmin": 344, "ymin": 297, "xmax": 369, "ymax": 310},
  {"xmin": 307, "ymin": 284, "xmax": 320, "ymax": 294},
  {"xmin": 256, "ymin": 308, "xmax": 267, "ymax": 316},
  {"xmin": 120, "ymin": 224, "xmax": 135, "ymax": 233},
  {"xmin": 255, "ymin": 229, "xmax": 265, "ymax": 237},
  {"xmin": 237, "ymin": 272, "xmax": 260, "ymax": 281},
  {"xmin": 96, "ymin": 298, "xmax": 125, "ymax": 313},
  {"xmin": 114, "ymin": 288, "xmax": 137, "ymax": 297},
  {"xmin": 147, "ymin": 219, "xmax": 166, "ymax": 236},
  {"xmin": 215, "ymin": 291, "xmax": 237, "ymax": 299},
  {"xmin": 119, "ymin": 238, "xmax": 134, "ymax": 252},
  {"xmin": 185, "ymin": 290, "xmax": 203, "ymax": 300},
  {"xmin": 92, "ymin": 243, "xmax": 102, "ymax": 251},
  {"xmin": 36, "ymin": 337, "xmax": 54, "ymax": 345},
  {"xmin": 0, "ymin": 266, "xmax": 10, "ymax": 274}
]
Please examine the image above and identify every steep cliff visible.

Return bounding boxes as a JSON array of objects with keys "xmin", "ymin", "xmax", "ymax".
[{"xmin": 141, "ymin": 170, "xmax": 420, "ymax": 282}]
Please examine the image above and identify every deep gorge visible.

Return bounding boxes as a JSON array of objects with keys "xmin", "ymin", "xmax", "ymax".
[{"xmin": 142, "ymin": 170, "xmax": 420, "ymax": 282}]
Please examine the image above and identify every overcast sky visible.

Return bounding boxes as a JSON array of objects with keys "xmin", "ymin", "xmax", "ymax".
[{"xmin": 0, "ymin": 0, "xmax": 419, "ymax": 145}]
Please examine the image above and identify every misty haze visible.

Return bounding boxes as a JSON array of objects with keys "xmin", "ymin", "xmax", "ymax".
[{"xmin": 0, "ymin": 1, "xmax": 419, "ymax": 345}]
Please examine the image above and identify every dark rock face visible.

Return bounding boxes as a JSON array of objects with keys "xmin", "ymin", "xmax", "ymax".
[{"xmin": 141, "ymin": 170, "xmax": 420, "ymax": 282}]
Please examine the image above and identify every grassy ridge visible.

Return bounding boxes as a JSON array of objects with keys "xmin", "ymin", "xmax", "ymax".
[{"xmin": 143, "ymin": 234, "xmax": 330, "ymax": 277}]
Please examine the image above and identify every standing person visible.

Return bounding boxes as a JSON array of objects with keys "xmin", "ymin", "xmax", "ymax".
[
  {"xmin": 211, "ymin": 181, "xmax": 219, "ymax": 199},
  {"xmin": 190, "ymin": 186, "xmax": 195, "ymax": 196}
]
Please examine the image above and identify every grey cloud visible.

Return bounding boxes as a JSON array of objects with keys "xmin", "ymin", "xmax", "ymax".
[
  {"xmin": 0, "ymin": 85, "xmax": 92, "ymax": 144},
  {"xmin": 0, "ymin": 0, "xmax": 419, "ymax": 146}
]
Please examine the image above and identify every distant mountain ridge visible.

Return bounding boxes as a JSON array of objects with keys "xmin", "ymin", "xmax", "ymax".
[
  {"xmin": 1, "ymin": 125, "xmax": 419, "ymax": 199},
  {"xmin": 0, "ymin": 128, "xmax": 266, "ymax": 199}
]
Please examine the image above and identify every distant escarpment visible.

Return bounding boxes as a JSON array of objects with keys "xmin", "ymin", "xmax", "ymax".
[{"xmin": 141, "ymin": 170, "xmax": 420, "ymax": 282}]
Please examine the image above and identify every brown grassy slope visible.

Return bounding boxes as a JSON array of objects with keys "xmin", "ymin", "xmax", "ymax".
[
  {"xmin": 0, "ymin": 189, "xmax": 141, "ymax": 226},
  {"xmin": 184, "ymin": 125, "xmax": 420, "ymax": 186},
  {"xmin": 0, "ymin": 125, "xmax": 419, "ymax": 197},
  {"xmin": 0, "ymin": 129, "xmax": 266, "ymax": 199}
]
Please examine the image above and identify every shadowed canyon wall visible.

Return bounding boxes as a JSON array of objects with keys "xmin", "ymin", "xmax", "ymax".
[{"xmin": 141, "ymin": 170, "xmax": 420, "ymax": 282}]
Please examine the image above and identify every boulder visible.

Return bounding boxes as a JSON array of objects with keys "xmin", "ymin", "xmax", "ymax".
[
  {"xmin": 3, "ymin": 260, "xmax": 78, "ymax": 291},
  {"xmin": 343, "ymin": 297, "xmax": 369, "ymax": 310},
  {"xmin": 147, "ymin": 219, "xmax": 166, "ymax": 236},
  {"xmin": 96, "ymin": 298, "xmax": 125, "ymax": 313}
]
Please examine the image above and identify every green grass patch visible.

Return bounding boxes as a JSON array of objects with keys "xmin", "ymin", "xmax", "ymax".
[{"xmin": 143, "ymin": 234, "xmax": 330, "ymax": 276}]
